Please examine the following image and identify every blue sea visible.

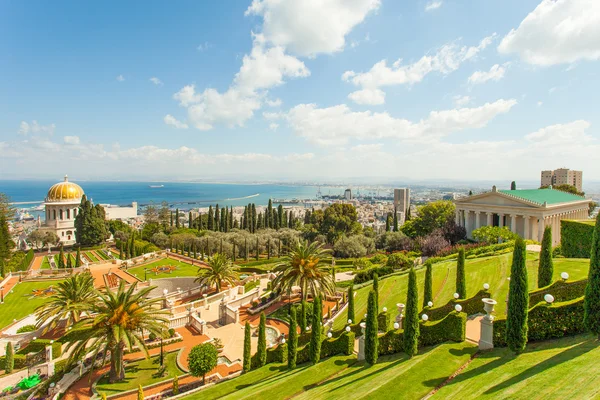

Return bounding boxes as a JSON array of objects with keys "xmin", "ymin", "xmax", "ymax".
[{"xmin": 0, "ymin": 180, "xmax": 344, "ymax": 212}]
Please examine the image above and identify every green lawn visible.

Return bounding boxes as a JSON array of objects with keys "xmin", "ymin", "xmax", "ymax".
[
  {"xmin": 84, "ymin": 251, "xmax": 99, "ymax": 262},
  {"xmin": 0, "ymin": 280, "xmax": 64, "ymax": 329},
  {"xmin": 334, "ymin": 251, "xmax": 589, "ymax": 331},
  {"xmin": 40, "ymin": 257, "xmax": 51, "ymax": 270},
  {"xmin": 96, "ymin": 352, "xmax": 183, "ymax": 396},
  {"xmin": 433, "ymin": 334, "xmax": 600, "ymax": 400},
  {"xmin": 95, "ymin": 250, "xmax": 111, "ymax": 260},
  {"xmin": 192, "ymin": 342, "xmax": 476, "ymax": 400},
  {"xmin": 127, "ymin": 257, "xmax": 200, "ymax": 280}
]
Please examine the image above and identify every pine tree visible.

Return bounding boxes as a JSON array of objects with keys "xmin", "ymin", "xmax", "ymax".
[
  {"xmin": 365, "ymin": 290, "xmax": 378, "ymax": 365},
  {"xmin": 58, "ymin": 245, "xmax": 65, "ymax": 269},
  {"xmin": 373, "ymin": 272, "xmax": 379, "ymax": 310},
  {"xmin": 5, "ymin": 342, "xmax": 14, "ymax": 373},
  {"xmin": 257, "ymin": 312, "xmax": 267, "ymax": 367},
  {"xmin": 278, "ymin": 204, "xmax": 284, "ymax": 228},
  {"xmin": 267, "ymin": 199, "xmax": 273, "ymax": 228},
  {"xmin": 189, "ymin": 211, "xmax": 193, "ymax": 229},
  {"xmin": 584, "ymin": 213, "xmax": 600, "ymax": 339},
  {"xmin": 538, "ymin": 226, "xmax": 554, "ymax": 288},
  {"xmin": 119, "ymin": 243, "xmax": 124, "ymax": 260},
  {"xmin": 215, "ymin": 205, "xmax": 220, "ymax": 232},
  {"xmin": 309, "ymin": 296, "xmax": 322, "ymax": 365},
  {"xmin": 393, "ymin": 207, "xmax": 398, "ymax": 232},
  {"xmin": 404, "ymin": 268, "xmax": 419, "ymax": 357},
  {"xmin": 288, "ymin": 306, "xmax": 298, "ymax": 369},
  {"xmin": 75, "ymin": 247, "xmax": 81, "ymax": 268},
  {"xmin": 511, "ymin": 181, "xmax": 517, "ymax": 190},
  {"xmin": 243, "ymin": 322, "xmax": 252, "ymax": 372},
  {"xmin": 175, "ymin": 208, "xmax": 180, "ymax": 228},
  {"xmin": 456, "ymin": 248, "xmax": 467, "ymax": 299},
  {"xmin": 256, "ymin": 236, "xmax": 259, "ymax": 261},
  {"xmin": 347, "ymin": 286, "xmax": 355, "ymax": 323},
  {"xmin": 423, "ymin": 262, "xmax": 433, "ymax": 308},
  {"xmin": 506, "ymin": 237, "xmax": 529, "ymax": 354},
  {"xmin": 299, "ymin": 300, "xmax": 307, "ymax": 331},
  {"xmin": 66, "ymin": 253, "xmax": 72, "ymax": 269},
  {"xmin": 385, "ymin": 213, "xmax": 390, "ymax": 232},
  {"xmin": 251, "ymin": 204, "xmax": 257, "ymax": 233},
  {"xmin": 208, "ymin": 206, "xmax": 214, "ymax": 231}
]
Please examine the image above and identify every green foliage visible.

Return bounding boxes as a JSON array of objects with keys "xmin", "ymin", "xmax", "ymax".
[
  {"xmin": 243, "ymin": 322, "xmax": 251, "ymax": 373},
  {"xmin": 172, "ymin": 376, "xmax": 179, "ymax": 395},
  {"xmin": 74, "ymin": 195, "xmax": 109, "ymax": 246},
  {"xmin": 16, "ymin": 324, "xmax": 37, "ymax": 333},
  {"xmin": 419, "ymin": 312, "xmax": 466, "ymax": 347},
  {"xmin": 257, "ymin": 313, "xmax": 267, "ymax": 367},
  {"xmin": 4, "ymin": 342, "xmax": 14, "ymax": 373},
  {"xmin": 137, "ymin": 384, "xmax": 144, "ymax": 400},
  {"xmin": 187, "ymin": 343, "xmax": 218, "ymax": 383},
  {"xmin": 288, "ymin": 307, "xmax": 298, "ymax": 369},
  {"xmin": 299, "ymin": 301, "xmax": 308, "ymax": 331},
  {"xmin": 309, "ymin": 296, "xmax": 323, "ymax": 364},
  {"xmin": 561, "ymin": 220, "xmax": 595, "ymax": 258},
  {"xmin": 373, "ymin": 273, "xmax": 379, "ymax": 309},
  {"xmin": 506, "ymin": 237, "xmax": 529, "ymax": 354},
  {"xmin": 472, "ymin": 225, "xmax": 518, "ymax": 244},
  {"xmin": 403, "ymin": 268, "xmax": 419, "ymax": 357},
  {"xmin": 584, "ymin": 213, "xmax": 600, "ymax": 337},
  {"xmin": 19, "ymin": 339, "xmax": 62, "ymax": 359},
  {"xmin": 347, "ymin": 286, "xmax": 355, "ymax": 323},
  {"xmin": 386, "ymin": 253, "xmax": 411, "ymax": 269},
  {"xmin": 456, "ymin": 248, "xmax": 466, "ymax": 299},
  {"xmin": 321, "ymin": 203, "xmax": 361, "ymax": 244},
  {"xmin": 377, "ymin": 311, "xmax": 390, "ymax": 332},
  {"xmin": 365, "ymin": 290, "xmax": 378, "ymax": 365},
  {"xmin": 423, "ymin": 290, "xmax": 490, "ymax": 321},
  {"xmin": 333, "ymin": 235, "xmax": 370, "ymax": 258},
  {"xmin": 528, "ymin": 279, "xmax": 587, "ymax": 306},
  {"xmin": 58, "ymin": 246, "xmax": 65, "ymax": 269},
  {"xmin": 410, "ymin": 201, "xmax": 455, "ymax": 238},
  {"xmin": 423, "ymin": 262, "xmax": 433, "ymax": 308},
  {"xmin": 320, "ymin": 331, "xmax": 355, "ymax": 358},
  {"xmin": 353, "ymin": 265, "xmax": 394, "ymax": 284},
  {"xmin": 538, "ymin": 226, "xmax": 554, "ymax": 287}
]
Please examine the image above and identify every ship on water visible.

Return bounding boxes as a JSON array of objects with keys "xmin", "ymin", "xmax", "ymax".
[{"xmin": 149, "ymin": 184, "xmax": 164, "ymax": 188}]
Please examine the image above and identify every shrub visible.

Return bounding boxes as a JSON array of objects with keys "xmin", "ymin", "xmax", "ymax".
[
  {"xmin": 456, "ymin": 248, "xmax": 466, "ymax": 299},
  {"xmin": 386, "ymin": 253, "xmax": 411, "ymax": 270},
  {"xmin": 418, "ymin": 230, "xmax": 450, "ymax": 257},
  {"xmin": 353, "ymin": 265, "xmax": 394, "ymax": 284},
  {"xmin": 377, "ymin": 311, "xmax": 390, "ymax": 332},
  {"xmin": 333, "ymin": 236, "xmax": 369, "ymax": 258},
  {"xmin": 4, "ymin": 342, "xmax": 14, "ymax": 373},
  {"xmin": 137, "ymin": 385, "xmax": 144, "ymax": 400},
  {"xmin": 403, "ymin": 268, "xmax": 419, "ymax": 357},
  {"xmin": 506, "ymin": 237, "xmax": 529, "ymax": 354},
  {"xmin": 320, "ymin": 331, "xmax": 354, "ymax": 358},
  {"xmin": 347, "ymin": 286, "xmax": 355, "ymax": 323},
  {"xmin": 529, "ymin": 279, "xmax": 587, "ymax": 306},
  {"xmin": 370, "ymin": 253, "xmax": 388, "ymax": 264},
  {"xmin": 472, "ymin": 226, "xmax": 518, "ymax": 244},
  {"xmin": 172, "ymin": 376, "xmax": 179, "ymax": 395},
  {"xmin": 243, "ymin": 322, "xmax": 251, "ymax": 373},
  {"xmin": 365, "ymin": 290, "xmax": 378, "ymax": 365},
  {"xmin": 538, "ymin": 226, "xmax": 554, "ymax": 288},
  {"xmin": 423, "ymin": 289, "xmax": 490, "ymax": 321},
  {"xmin": 16, "ymin": 325, "xmax": 37, "ymax": 334},
  {"xmin": 561, "ymin": 219, "xmax": 595, "ymax": 258},
  {"xmin": 309, "ymin": 296, "xmax": 323, "ymax": 364},
  {"xmin": 168, "ymin": 328, "xmax": 176, "ymax": 338},
  {"xmin": 257, "ymin": 313, "xmax": 267, "ymax": 367},
  {"xmin": 584, "ymin": 213, "xmax": 600, "ymax": 338},
  {"xmin": 288, "ymin": 307, "xmax": 298, "ymax": 369},
  {"xmin": 423, "ymin": 262, "xmax": 433, "ymax": 308},
  {"xmin": 187, "ymin": 343, "xmax": 218, "ymax": 384},
  {"xmin": 419, "ymin": 311, "xmax": 466, "ymax": 346},
  {"xmin": 266, "ymin": 343, "xmax": 287, "ymax": 364}
]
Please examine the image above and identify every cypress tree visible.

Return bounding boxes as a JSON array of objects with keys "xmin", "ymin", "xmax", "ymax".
[
  {"xmin": 214, "ymin": 205, "xmax": 220, "ymax": 232},
  {"xmin": 119, "ymin": 243, "xmax": 123, "ymax": 260},
  {"xmin": 288, "ymin": 211, "xmax": 293, "ymax": 228},
  {"xmin": 511, "ymin": 181, "xmax": 517, "ymax": 190},
  {"xmin": 232, "ymin": 240, "xmax": 236, "ymax": 262},
  {"xmin": 189, "ymin": 211, "xmax": 193, "ymax": 229},
  {"xmin": 288, "ymin": 306, "xmax": 298, "ymax": 369},
  {"xmin": 193, "ymin": 244, "xmax": 197, "ymax": 259},
  {"xmin": 66, "ymin": 253, "xmax": 72, "ymax": 269},
  {"xmin": 245, "ymin": 238, "xmax": 249, "ymax": 261},
  {"xmin": 75, "ymin": 247, "xmax": 81, "ymax": 268},
  {"xmin": 256, "ymin": 236, "xmax": 259, "ymax": 261},
  {"xmin": 243, "ymin": 322, "xmax": 252, "ymax": 372},
  {"xmin": 5, "ymin": 342, "xmax": 14, "ymax": 373},
  {"xmin": 170, "ymin": 211, "xmax": 173, "ymax": 227},
  {"xmin": 267, "ymin": 239, "xmax": 271, "ymax": 259},
  {"xmin": 373, "ymin": 272, "xmax": 379, "ymax": 310},
  {"xmin": 456, "ymin": 248, "xmax": 467, "ymax": 299},
  {"xmin": 506, "ymin": 237, "xmax": 529, "ymax": 354},
  {"xmin": 423, "ymin": 262, "xmax": 433, "ymax": 308},
  {"xmin": 404, "ymin": 268, "xmax": 419, "ymax": 357},
  {"xmin": 347, "ymin": 286, "xmax": 355, "ymax": 323},
  {"xmin": 129, "ymin": 232, "xmax": 135, "ymax": 258},
  {"xmin": 299, "ymin": 300, "xmax": 307, "ymax": 331},
  {"xmin": 538, "ymin": 226, "xmax": 554, "ymax": 288},
  {"xmin": 257, "ymin": 312, "xmax": 267, "ymax": 367},
  {"xmin": 243, "ymin": 206, "xmax": 248, "ymax": 230},
  {"xmin": 251, "ymin": 204, "xmax": 257, "ymax": 233},
  {"xmin": 278, "ymin": 204, "xmax": 284, "ymax": 228},
  {"xmin": 137, "ymin": 385, "xmax": 144, "ymax": 400},
  {"xmin": 208, "ymin": 206, "xmax": 214, "ymax": 231},
  {"xmin": 584, "ymin": 213, "xmax": 600, "ymax": 339},
  {"xmin": 175, "ymin": 208, "xmax": 180, "ymax": 228},
  {"xmin": 309, "ymin": 296, "xmax": 322, "ymax": 365},
  {"xmin": 365, "ymin": 290, "xmax": 378, "ymax": 365},
  {"xmin": 393, "ymin": 207, "xmax": 398, "ymax": 232},
  {"xmin": 385, "ymin": 213, "xmax": 390, "ymax": 232},
  {"xmin": 223, "ymin": 207, "xmax": 228, "ymax": 232},
  {"xmin": 220, "ymin": 207, "xmax": 226, "ymax": 232},
  {"xmin": 58, "ymin": 245, "xmax": 65, "ymax": 269},
  {"xmin": 267, "ymin": 199, "xmax": 273, "ymax": 228}
]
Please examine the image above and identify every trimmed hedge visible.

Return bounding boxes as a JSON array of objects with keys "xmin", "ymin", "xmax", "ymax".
[
  {"xmin": 17, "ymin": 339, "xmax": 62, "ymax": 359},
  {"xmin": 493, "ymin": 297, "xmax": 585, "ymax": 347},
  {"xmin": 353, "ymin": 265, "xmax": 394, "ymax": 284},
  {"xmin": 377, "ymin": 311, "xmax": 390, "ymax": 332},
  {"xmin": 561, "ymin": 220, "xmax": 595, "ymax": 258},
  {"xmin": 1, "ymin": 353, "xmax": 27, "ymax": 370},
  {"xmin": 529, "ymin": 279, "xmax": 587, "ymax": 305},
  {"xmin": 321, "ymin": 331, "xmax": 355, "ymax": 358},
  {"xmin": 422, "ymin": 290, "xmax": 490, "ymax": 321}
]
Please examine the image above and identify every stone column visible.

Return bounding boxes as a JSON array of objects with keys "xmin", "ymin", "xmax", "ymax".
[
  {"xmin": 486, "ymin": 212, "xmax": 493, "ymax": 227},
  {"xmin": 538, "ymin": 217, "xmax": 545, "ymax": 241},
  {"xmin": 455, "ymin": 209, "xmax": 460, "ymax": 226},
  {"xmin": 475, "ymin": 211, "xmax": 481, "ymax": 230},
  {"xmin": 464, "ymin": 211, "xmax": 471, "ymax": 235},
  {"xmin": 479, "ymin": 298, "xmax": 497, "ymax": 350},
  {"xmin": 510, "ymin": 215, "xmax": 517, "ymax": 233},
  {"xmin": 523, "ymin": 216, "xmax": 530, "ymax": 240},
  {"xmin": 357, "ymin": 323, "xmax": 366, "ymax": 361},
  {"xmin": 498, "ymin": 213, "xmax": 504, "ymax": 228}
]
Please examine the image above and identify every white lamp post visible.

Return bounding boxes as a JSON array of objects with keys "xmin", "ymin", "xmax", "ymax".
[
  {"xmin": 421, "ymin": 314, "xmax": 428, "ymax": 322},
  {"xmin": 544, "ymin": 294, "xmax": 555, "ymax": 304},
  {"xmin": 561, "ymin": 272, "xmax": 569, "ymax": 281},
  {"xmin": 347, "ymin": 319, "xmax": 353, "ymax": 324},
  {"xmin": 427, "ymin": 301, "xmax": 433, "ymax": 307},
  {"xmin": 483, "ymin": 283, "xmax": 490, "ymax": 290},
  {"xmin": 453, "ymin": 293, "xmax": 460, "ymax": 299},
  {"xmin": 393, "ymin": 322, "xmax": 399, "ymax": 330},
  {"xmin": 455, "ymin": 304, "xmax": 463, "ymax": 312},
  {"xmin": 345, "ymin": 326, "xmax": 351, "ymax": 333}
]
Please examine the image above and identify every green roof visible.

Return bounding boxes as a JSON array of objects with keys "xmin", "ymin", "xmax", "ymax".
[{"xmin": 499, "ymin": 189, "xmax": 587, "ymax": 205}]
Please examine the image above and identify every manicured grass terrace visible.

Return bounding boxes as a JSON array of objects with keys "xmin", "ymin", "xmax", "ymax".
[
  {"xmin": 0, "ymin": 279, "xmax": 64, "ymax": 329},
  {"xmin": 127, "ymin": 257, "xmax": 200, "ymax": 280}
]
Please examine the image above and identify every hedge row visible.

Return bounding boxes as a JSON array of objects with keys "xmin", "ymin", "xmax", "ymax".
[
  {"xmin": 529, "ymin": 279, "xmax": 587, "ymax": 306},
  {"xmin": 0, "ymin": 339, "xmax": 61, "ymax": 370},
  {"xmin": 561, "ymin": 220, "xmax": 595, "ymax": 258},
  {"xmin": 426, "ymin": 242, "xmax": 516, "ymax": 266},
  {"xmin": 422, "ymin": 290, "xmax": 491, "ymax": 321},
  {"xmin": 378, "ymin": 311, "xmax": 466, "ymax": 355},
  {"xmin": 493, "ymin": 297, "xmax": 585, "ymax": 347},
  {"xmin": 353, "ymin": 265, "xmax": 394, "ymax": 284}
]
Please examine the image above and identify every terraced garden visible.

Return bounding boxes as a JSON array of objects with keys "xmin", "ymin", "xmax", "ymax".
[
  {"xmin": 0, "ymin": 279, "xmax": 64, "ymax": 329},
  {"xmin": 127, "ymin": 257, "xmax": 200, "ymax": 280}
]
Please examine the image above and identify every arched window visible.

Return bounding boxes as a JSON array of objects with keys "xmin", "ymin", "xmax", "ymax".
[
  {"xmin": 66, "ymin": 209, "xmax": 70, "ymax": 219},
  {"xmin": 59, "ymin": 209, "xmax": 64, "ymax": 220}
]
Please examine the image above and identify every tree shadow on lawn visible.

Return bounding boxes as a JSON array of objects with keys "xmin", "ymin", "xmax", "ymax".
[{"xmin": 484, "ymin": 338, "xmax": 598, "ymax": 395}]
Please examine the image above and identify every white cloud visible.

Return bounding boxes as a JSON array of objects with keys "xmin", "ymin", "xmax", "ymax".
[
  {"xmin": 186, "ymin": 87, "xmax": 262, "ymax": 130},
  {"xmin": 468, "ymin": 63, "xmax": 508, "ymax": 85},
  {"xmin": 197, "ymin": 42, "xmax": 213, "ymax": 52},
  {"xmin": 282, "ymin": 98, "xmax": 517, "ymax": 146},
  {"xmin": 150, "ymin": 77, "xmax": 163, "ymax": 86},
  {"xmin": 18, "ymin": 120, "xmax": 56, "ymax": 135},
  {"xmin": 173, "ymin": 85, "xmax": 202, "ymax": 107},
  {"xmin": 525, "ymin": 120, "xmax": 593, "ymax": 146},
  {"xmin": 498, "ymin": 0, "xmax": 600, "ymax": 66},
  {"xmin": 269, "ymin": 123, "xmax": 279, "ymax": 131},
  {"xmin": 245, "ymin": 0, "xmax": 380, "ymax": 57},
  {"xmin": 425, "ymin": 1, "xmax": 443, "ymax": 11},
  {"xmin": 453, "ymin": 95, "xmax": 471, "ymax": 107},
  {"xmin": 343, "ymin": 34, "xmax": 496, "ymax": 104},
  {"xmin": 347, "ymin": 88, "xmax": 386, "ymax": 105},
  {"xmin": 164, "ymin": 114, "xmax": 189, "ymax": 129},
  {"xmin": 63, "ymin": 136, "xmax": 80, "ymax": 145},
  {"xmin": 266, "ymin": 98, "xmax": 282, "ymax": 107},
  {"xmin": 116, "ymin": 75, "xmax": 125, "ymax": 82}
]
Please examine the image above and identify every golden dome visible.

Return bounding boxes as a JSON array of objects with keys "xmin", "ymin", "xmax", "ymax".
[{"xmin": 46, "ymin": 175, "xmax": 85, "ymax": 203}]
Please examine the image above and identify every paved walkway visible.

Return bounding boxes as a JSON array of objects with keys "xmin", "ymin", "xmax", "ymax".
[
  {"xmin": 526, "ymin": 244, "xmax": 542, "ymax": 252},
  {"xmin": 88, "ymin": 264, "xmax": 140, "ymax": 288},
  {"xmin": 62, "ymin": 326, "xmax": 239, "ymax": 400},
  {"xmin": 465, "ymin": 315, "xmax": 483, "ymax": 344},
  {"xmin": 1, "ymin": 276, "xmax": 19, "ymax": 297},
  {"xmin": 30, "ymin": 255, "xmax": 45, "ymax": 271}
]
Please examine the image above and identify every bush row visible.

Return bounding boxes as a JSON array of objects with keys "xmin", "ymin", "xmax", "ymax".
[
  {"xmin": 561, "ymin": 220, "xmax": 595, "ymax": 258},
  {"xmin": 0, "ymin": 339, "xmax": 61, "ymax": 370},
  {"xmin": 493, "ymin": 297, "xmax": 585, "ymax": 347},
  {"xmin": 353, "ymin": 265, "xmax": 394, "ymax": 284},
  {"xmin": 529, "ymin": 279, "xmax": 587, "ymax": 305},
  {"xmin": 423, "ymin": 290, "xmax": 491, "ymax": 321}
]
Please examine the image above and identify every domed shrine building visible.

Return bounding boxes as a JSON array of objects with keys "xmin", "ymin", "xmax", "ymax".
[{"xmin": 41, "ymin": 175, "xmax": 85, "ymax": 245}]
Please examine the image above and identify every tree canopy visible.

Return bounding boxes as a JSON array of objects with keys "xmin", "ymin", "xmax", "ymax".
[{"xmin": 74, "ymin": 195, "xmax": 109, "ymax": 246}]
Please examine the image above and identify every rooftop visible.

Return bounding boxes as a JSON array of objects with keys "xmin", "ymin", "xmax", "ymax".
[{"xmin": 499, "ymin": 189, "xmax": 587, "ymax": 205}]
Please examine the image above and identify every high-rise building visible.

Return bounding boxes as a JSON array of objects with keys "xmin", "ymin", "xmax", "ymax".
[
  {"xmin": 393, "ymin": 188, "xmax": 410, "ymax": 215},
  {"xmin": 541, "ymin": 168, "xmax": 583, "ymax": 192},
  {"xmin": 344, "ymin": 188, "xmax": 352, "ymax": 200}
]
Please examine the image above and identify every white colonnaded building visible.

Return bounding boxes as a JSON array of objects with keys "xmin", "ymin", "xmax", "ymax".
[{"xmin": 455, "ymin": 186, "xmax": 591, "ymax": 246}]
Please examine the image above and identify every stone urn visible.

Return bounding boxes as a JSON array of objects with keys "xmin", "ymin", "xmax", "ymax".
[{"xmin": 482, "ymin": 298, "xmax": 497, "ymax": 321}]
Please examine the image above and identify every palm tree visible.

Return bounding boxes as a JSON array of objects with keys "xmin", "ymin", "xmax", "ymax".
[
  {"xmin": 273, "ymin": 240, "xmax": 335, "ymax": 301},
  {"xmin": 65, "ymin": 281, "xmax": 168, "ymax": 383},
  {"xmin": 195, "ymin": 253, "xmax": 237, "ymax": 293},
  {"xmin": 36, "ymin": 272, "xmax": 96, "ymax": 331}
]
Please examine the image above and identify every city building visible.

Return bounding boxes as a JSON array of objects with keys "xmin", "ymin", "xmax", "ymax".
[
  {"xmin": 102, "ymin": 202, "xmax": 138, "ymax": 220},
  {"xmin": 394, "ymin": 188, "xmax": 411, "ymax": 215},
  {"xmin": 455, "ymin": 186, "xmax": 591, "ymax": 245},
  {"xmin": 41, "ymin": 175, "xmax": 84, "ymax": 245},
  {"xmin": 541, "ymin": 168, "xmax": 583, "ymax": 192},
  {"xmin": 344, "ymin": 188, "xmax": 352, "ymax": 200}
]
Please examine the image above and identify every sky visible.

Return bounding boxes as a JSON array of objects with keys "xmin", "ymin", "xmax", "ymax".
[{"xmin": 1, "ymin": 0, "xmax": 600, "ymax": 184}]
